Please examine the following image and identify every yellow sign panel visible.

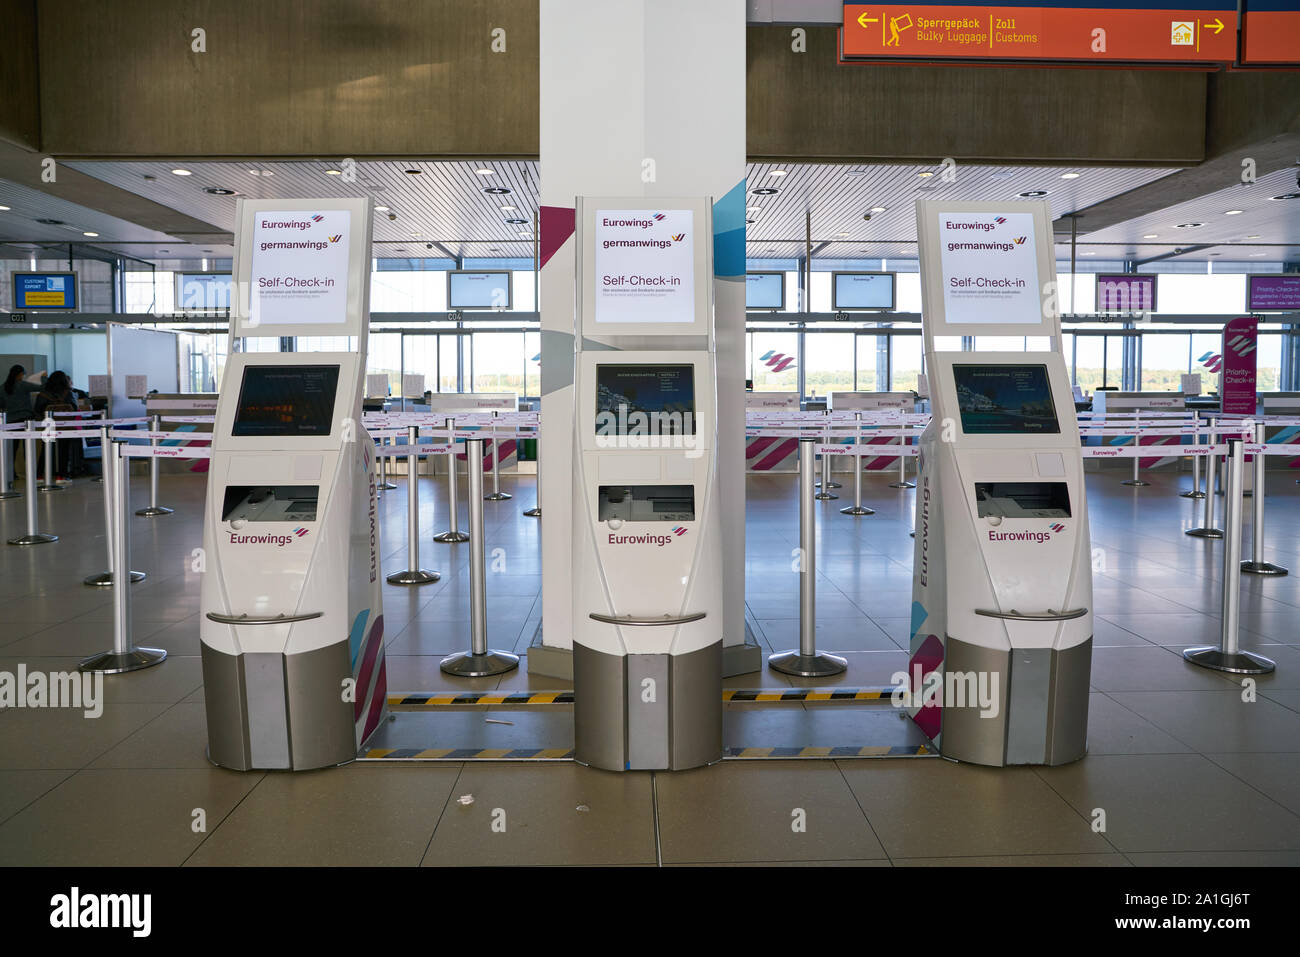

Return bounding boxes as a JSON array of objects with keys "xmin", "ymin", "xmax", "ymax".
[{"xmin": 23, "ymin": 291, "xmax": 71, "ymax": 306}]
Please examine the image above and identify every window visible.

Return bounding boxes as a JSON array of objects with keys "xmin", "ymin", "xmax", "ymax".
[
  {"xmin": 750, "ymin": 331, "xmax": 798, "ymax": 392},
  {"xmin": 803, "ymin": 332, "xmax": 855, "ymax": 398}
]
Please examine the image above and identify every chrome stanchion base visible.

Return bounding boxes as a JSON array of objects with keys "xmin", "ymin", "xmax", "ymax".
[
  {"xmin": 815, "ymin": 481, "xmax": 842, "ymax": 489},
  {"xmin": 37, "ymin": 483, "xmax": 65, "ymax": 492},
  {"xmin": 84, "ymin": 570, "xmax": 146, "ymax": 587},
  {"xmin": 78, "ymin": 647, "xmax": 168, "ymax": 674},
  {"xmin": 1181, "ymin": 646, "xmax": 1275, "ymax": 675},
  {"xmin": 484, "ymin": 491, "xmax": 512, "ymax": 501},
  {"xmin": 0, "ymin": 491, "xmax": 20, "ymax": 500},
  {"xmin": 522, "ymin": 506, "xmax": 541, "ymax": 517},
  {"xmin": 377, "ymin": 480, "xmax": 398, "ymax": 490},
  {"xmin": 8, "ymin": 532, "xmax": 57, "ymax": 545},
  {"xmin": 1241, "ymin": 560, "xmax": 1288, "ymax": 577},
  {"xmin": 439, "ymin": 649, "xmax": 520, "ymax": 677},
  {"xmin": 135, "ymin": 505, "xmax": 174, "ymax": 517},
  {"xmin": 1121, "ymin": 479, "xmax": 1150, "ymax": 487},
  {"xmin": 768, "ymin": 650, "xmax": 848, "ymax": 678},
  {"xmin": 888, "ymin": 480, "xmax": 916, "ymax": 489},
  {"xmin": 840, "ymin": 504, "xmax": 875, "ymax": 515},
  {"xmin": 1180, "ymin": 489, "xmax": 1206, "ymax": 499},
  {"xmin": 1185, "ymin": 527, "xmax": 1225, "ymax": 539},
  {"xmin": 813, "ymin": 490, "xmax": 838, "ymax": 500},
  {"xmin": 433, "ymin": 530, "xmax": 471, "ymax": 543},
  {"xmin": 386, "ymin": 569, "xmax": 440, "ymax": 585}
]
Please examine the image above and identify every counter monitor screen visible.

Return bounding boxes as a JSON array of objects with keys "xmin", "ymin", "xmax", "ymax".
[
  {"xmin": 448, "ymin": 271, "xmax": 512, "ymax": 309},
  {"xmin": 953, "ymin": 364, "xmax": 1059, "ymax": 435},
  {"xmin": 232, "ymin": 365, "xmax": 340, "ymax": 437},
  {"xmin": 832, "ymin": 272, "xmax": 895, "ymax": 311},
  {"xmin": 595, "ymin": 364, "xmax": 696, "ymax": 436},
  {"xmin": 746, "ymin": 272, "xmax": 785, "ymax": 309}
]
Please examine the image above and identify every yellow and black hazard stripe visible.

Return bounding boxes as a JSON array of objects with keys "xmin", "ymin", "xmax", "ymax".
[
  {"xmin": 389, "ymin": 687, "xmax": 896, "ymax": 709},
  {"xmin": 389, "ymin": 691, "xmax": 573, "ymax": 708},
  {"xmin": 724, "ymin": 744, "xmax": 931, "ymax": 759},
  {"xmin": 723, "ymin": 687, "xmax": 895, "ymax": 703},
  {"xmin": 360, "ymin": 747, "xmax": 575, "ymax": 760}
]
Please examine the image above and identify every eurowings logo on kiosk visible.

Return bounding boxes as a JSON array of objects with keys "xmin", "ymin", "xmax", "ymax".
[
  {"xmin": 311, "ymin": 214, "xmax": 324, "ymax": 223},
  {"xmin": 653, "ymin": 213, "xmax": 665, "ymax": 221},
  {"xmin": 672, "ymin": 526, "xmax": 688, "ymax": 537}
]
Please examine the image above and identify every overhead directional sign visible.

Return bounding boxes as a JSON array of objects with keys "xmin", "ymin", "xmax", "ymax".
[
  {"xmin": 842, "ymin": 3, "xmax": 1239, "ymax": 63},
  {"xmin": 1242, "ymin": 1, "xmax": 1300, "ymax": 64}
]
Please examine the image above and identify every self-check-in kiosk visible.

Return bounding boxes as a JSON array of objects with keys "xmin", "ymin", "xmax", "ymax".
[
  {"xmin": 570, "ymin": 197, "xmax": 723, "ymax": 771},
  {"xmin": 908, "ymin": 200, "xmax": 1092, "ymax": 767},
  {"xmin": 200, "ymin": 198, "xmax": 388, "ymax": 770}
]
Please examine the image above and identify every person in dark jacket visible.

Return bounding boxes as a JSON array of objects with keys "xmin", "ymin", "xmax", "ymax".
[
  {"xmin": 1, "ymin": 365, "xmax": 44, "ymax": 489},
  {"xmin": 32, "ymin": 371, "xmax": 81, "ymax": 481}
]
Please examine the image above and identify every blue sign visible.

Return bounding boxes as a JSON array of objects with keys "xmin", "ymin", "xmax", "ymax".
[{"xmin": 13, "ymin": 273, "xmax": 78, "ymax": 310}]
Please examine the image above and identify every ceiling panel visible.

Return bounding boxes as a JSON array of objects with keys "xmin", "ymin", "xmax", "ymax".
[{"xmin": 0, "ymin": 178, "xmax": 180, "ymax": 248}]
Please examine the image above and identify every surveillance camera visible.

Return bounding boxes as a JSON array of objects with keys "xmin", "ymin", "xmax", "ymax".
[
  {"xmin": 387, "ymin": 212, "xmax": 397, "ymax": 221},
  {"xmin": 426, "ymin": 243, "xmax": 433, "ymax": 250}
]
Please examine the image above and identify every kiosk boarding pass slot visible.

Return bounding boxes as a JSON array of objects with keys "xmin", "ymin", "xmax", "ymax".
[
  {"xmin": 598, "ymin": 485, "xmax": 695, "ymax": 523},
  {"xmin": 221, "ymin": 485, "xmax": 320, "ymax": 523},
  {"xmin": 974, "ymin": 482, "xmax": 1070, "ymax": 519}
]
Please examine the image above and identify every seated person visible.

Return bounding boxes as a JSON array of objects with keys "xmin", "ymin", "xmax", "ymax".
[{"xmin": 33, "ymin": 372, "xmax": 83, "ymax": 480}]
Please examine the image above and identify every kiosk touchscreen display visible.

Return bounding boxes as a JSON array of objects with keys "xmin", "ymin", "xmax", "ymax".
[
  {"xmin": 232, "ymin": 365, "xmax": 340, "ymax": 437},
  {"xmin": 953, "ymin": 364, "xmax": 1059, "ymax": 435},
  {"xmin": 595, "ymin": 364, "xmax": 696, "ymax": 436}
]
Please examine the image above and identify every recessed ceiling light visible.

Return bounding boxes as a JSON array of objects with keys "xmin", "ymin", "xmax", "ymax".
[
  {"xmin": 324, "ymin": 169, "xmax": 342, "ymax": 176},
  {"xmin": 870, "ymin": 206, "xmax": 887, "ymax": 213},
  {"xmin": 1209, "ymin": 252, "xmax": 1221, "ymax": 257},
  {"xmin": 917, "ymin": 171, "xmax": 935, "ymax": 178},
  {"xmin": 0, "ymin": 205, "xmax": 9, "ymax": 211},
  {"xmin": 204, "ymin": 187, "xmax": 236, "ymax": 195},
  {"xmin": 1269, "ymin": 192, "xmax": 1300, "ymax": 201},
  {"xmin": 836, "ymin": 232, "xmax": 850, "ymax": 237},
  {"xmin": 1060, "ymin": 172, "xmax": 1081, "ymax": 179},
  {"xmin": 746, "ymin": 206, "xmax": 761, "ymax": 214},
  {"xmin": 475, "ymin": 168, "xmax": 494, "ymax": 176},
  {"xmin": 499, "ymin": 205, "xmax": 517, "ymax": 212},
  {"xmin": 203, "ymin": 249, "xmax": 213, "ymax": 253},
  {"xmin": 1246, "ymin": 234, "xmax": 1261, "ymax": 239},
  {"xmin": 484, "ymin": 187, "xmax": 511, "ymax": 195},
  {"xmin": 404, "ymin": 168, "xmax": 422, "ymax": 175},
  {"xmin": 82, "ymin": 231, "xmax": 98, "ymax": 237},
  {"xmin": 751, "ymin": 187, "xmax": 779, "ymax": 195},
  {"xmin": 159, "ymin": 249, "xmax": 169, "ymax": 253},
  {"xmin": 1018, "ymin": 190, "xmax": 1049, "ymax": 197},
  {"xmin": 1249, "ymin": 252, "xmax": 1267, "ymax": 257},
  {"xmin": 1142, "ymin": 233, "xmax": 1159, "ymax": 239},
  {"xmin": 171, "ymin": 168, "xmax": 192, "ymax": 176},
  {"xmin": 374, "ymin": 205, "xmax": 389, "ymax": 211},
  {"xmin": 504, "ymin": 217, "xmax": 528, "ymax": 225},
  {"xmin": 1224, "ymin": 209, "xmax": 1243, "ymax": 215},
  {"xmin": 489, "ymin": 248, "xmax": 501, "ymax": 252},
  {"xmin": 768, "ymin": 170, "xmax": 787, "ymax": 177},
  {"xmin": 1176, "ymin": 222, "xmax": 1204, "ymax": 228}
]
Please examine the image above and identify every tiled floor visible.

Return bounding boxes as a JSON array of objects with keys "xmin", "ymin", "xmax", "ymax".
[{"xmin": 2, "ymin": 462, "xmax": 1299, "ymax": 866}]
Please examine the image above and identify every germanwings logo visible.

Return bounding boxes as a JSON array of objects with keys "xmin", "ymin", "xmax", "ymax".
[
  {"xmin": 1199, "ymin": 351, "xmax": 1223, "ymax": 373},
  {"xmin": 671, "ymin": 233, "xmax": 685, "ymax": 242},
  {"xmin": 1013, "ymin": 236, "xmax": 1027, "ymax": 245},
  {"xmin": 1227, "ymin": 334, "xmax": 1256, "ymax": 357},
  {"xmin": 760, "ymin": 350, "xmax": 795, "ymax": 372},
  {"xmin": 328, "ymin": 234, "xmax": 342, "ymax": 243}
]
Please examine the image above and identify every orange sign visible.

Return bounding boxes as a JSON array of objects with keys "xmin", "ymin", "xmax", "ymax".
[
  {"xmin": 1242, "ymin": 7, "xmax": 1300, "ymax": 63},
  {"xmin": 842, "ymin": 4, "xmax": 1239, "ymax": 62}
]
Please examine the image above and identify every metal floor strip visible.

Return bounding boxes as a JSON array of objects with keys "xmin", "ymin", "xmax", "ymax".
[
  {"xmin": 357, "ymin": 744, "xmax": 933, "ymax": 762},
  {"xmin": 386, "ymin": 686, "xmax": 898, "ymax": 709}
]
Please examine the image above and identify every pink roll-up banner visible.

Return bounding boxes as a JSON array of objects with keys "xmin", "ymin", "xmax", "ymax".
[{"xmin": 1220, "ymin": 316, "xmax": 1258, "ymax": 417}]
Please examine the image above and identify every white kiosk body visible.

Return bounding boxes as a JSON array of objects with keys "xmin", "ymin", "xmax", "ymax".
[
  {"xmin": 909, "ymin": 200, "xmax": 1092, "ymax": 766},
  {"xmin": 570, "ymin": 197, "xmax": 723, "ymax": 771},
  {"xmin": 200, "ymin": 198, "xmax": 388, "ymax": 770}
]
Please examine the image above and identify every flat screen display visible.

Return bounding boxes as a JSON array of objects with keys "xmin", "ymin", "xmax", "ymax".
[
  {"xmin": 232, "ymin": 365, "xmax": 340, "ymax": 437},
  {"xmin": 12, "ymin": 272, "xmax": 77, "ymax": 310},
  {"xmin": 175, "ymin": 273, "xmax": 233, "ymax": 310},
  {"xmin": 448, "ymin": 271, "xmax": 511, "ymax": 309},
  {"xmin": 1247, "ymin": 275, "xmax": 1300, "ymax": 312},
  {"xmin": 595, "ymin": 364, "xmax": 696, "ymax": 436},
  {"xmin": 1096, "ymin": 274, "xmax": 1156, "ymax": 312},
  {"xmin": 832, "ymin": 272, "xmax": 894, "ymax": 310},
  {"xmin": 746, "ymin": 272, "xmax": 785, "ymax": 309},
  {"xmin": 953, "ymin": 364, "xmax": 1059, "ymax": 435}
]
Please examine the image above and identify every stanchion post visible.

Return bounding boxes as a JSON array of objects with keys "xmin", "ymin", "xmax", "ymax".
[
  {"xmin": 387, "ymin": 425, "xmax": 439, "ymax": 585},
  {"xmin": 8, "ymin": 436, "xmax": 57, "ymax": 545},
  {"xmin": 37, "ymin": 416, "xmax": 62, "ymax": 492},
  {"xmin": 1122, "ymin": 412, "xmax": 1149, "ymax": 487},
  {"xmin": 1242, "ymin": 420, "xmax": 1287, "ymax": 576},
  {"xmin": 523, "ymin": 429, "xmax": 541, "ymax": 517},
  {"xmin": 85, "ymin": 423, "xmax": 145, "ymax": 586},
  {"xmin": 889, "ymin": 422, "xmax": 915, "ymax": 489},
  {"xmin": 841, "ymin": 412, "xmax": 874, "ymax": 517},
  {"xmin": 1181, "ymin": 415, "xmax": 1205, "ymax": 499},
  {"xmin": 0, "ymin": 413, "xmax": 18, "ymax": 499},
  {"xmin": 136, "ymin": 413, "xmax": 173, "ymax": 516},
  {"xmin": 78, "ymin": 440, "xmax": 167, "ymax": 673},
  {"xmin": 770, "ymin": 437, "xmax": 847, "ymax": 677},
  {"xmin": 1186, "ymin": 417, "xmax": 1224, "ymax": 539},
  {"xmin": 484, "ymin": 411, "xmax": 511, "ymax": 501},
  {"xmin": 440, "ymin": 437, "xmax": 519, "ymax": 677},
  {"xmin": 1182, "ymin": 438, "xmax": 1275, "ymax": 674},
  {"xmin": 433, "ymin": 417, "xmax": 470, "ymax": 543}
]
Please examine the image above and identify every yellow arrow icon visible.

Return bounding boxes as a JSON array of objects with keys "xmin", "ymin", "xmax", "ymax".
[
  {"xmin": 1207, "ymin": 17, "xmax": 1224, "ymax": 34},
  {"xmin": 858, "ymin": 12, "xmax": 879, "ymax": 28}
]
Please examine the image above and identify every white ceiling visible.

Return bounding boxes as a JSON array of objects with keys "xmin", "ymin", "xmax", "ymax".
[{"xmin": 0, "ymin": 157, "xmax": 1293, "ymax": 266}]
